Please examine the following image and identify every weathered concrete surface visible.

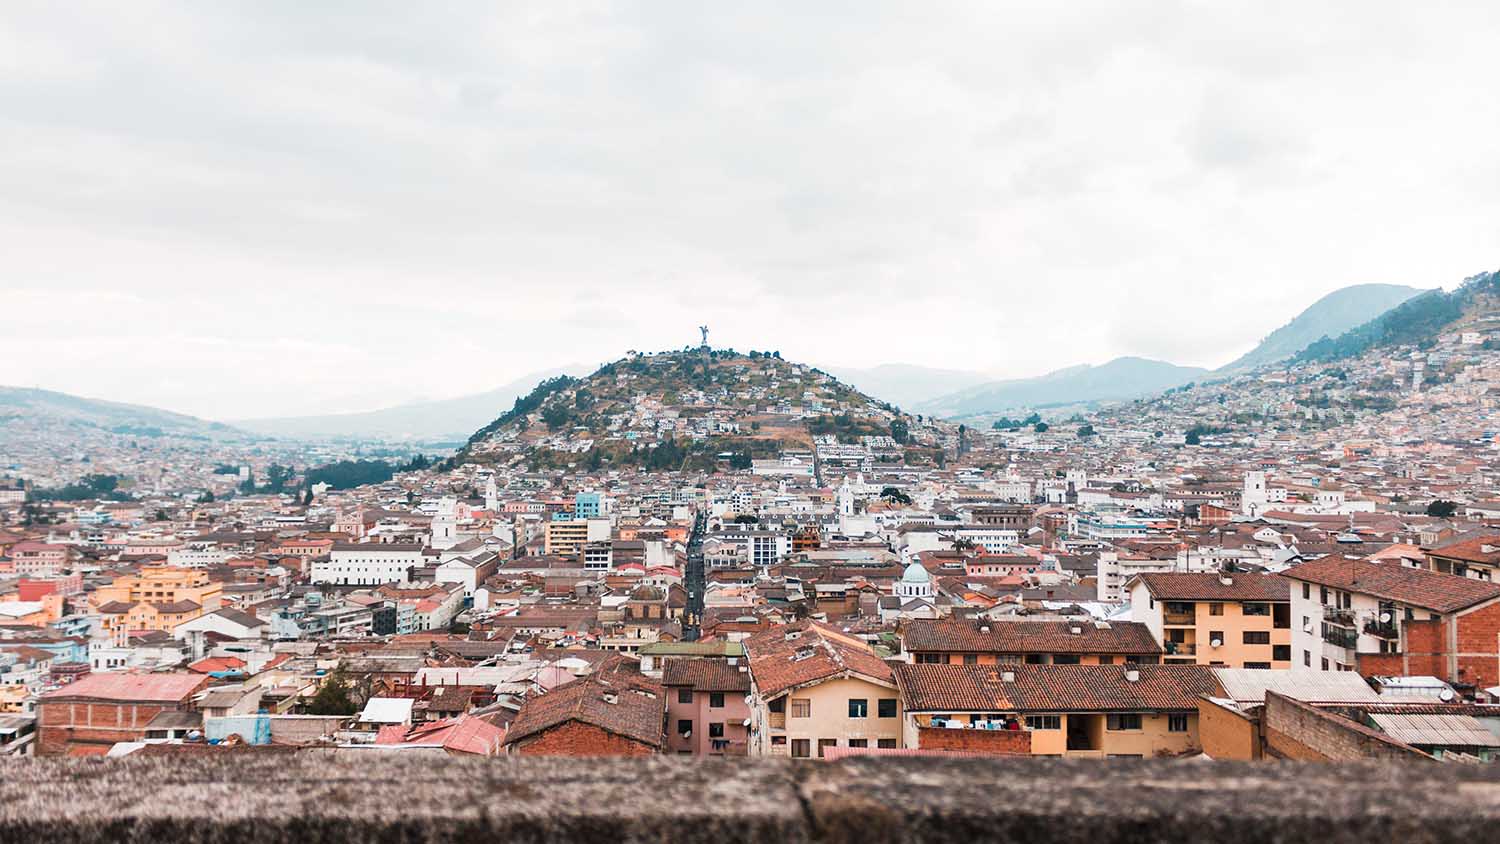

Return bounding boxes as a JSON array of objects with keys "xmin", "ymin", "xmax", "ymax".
[{"xmin": 3, "ymin": 754, "xmax": 1500, "ymax": 843}]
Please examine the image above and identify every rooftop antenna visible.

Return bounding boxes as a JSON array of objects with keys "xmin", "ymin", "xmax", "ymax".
[{"xmin": 699, "ymin": 325, "xmax": 710, "ymax": 349}]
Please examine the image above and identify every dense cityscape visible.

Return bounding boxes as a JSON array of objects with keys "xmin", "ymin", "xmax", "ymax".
[{"xmin": 3, "ymin": 271, "xmax": 1500, "ymax": 763}]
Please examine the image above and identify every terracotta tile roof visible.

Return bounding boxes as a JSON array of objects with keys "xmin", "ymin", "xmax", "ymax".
[
  {"xmin": 41, "ymin": 672, "xmax": 206, "ymax": 704},
  {"xmin": 1133, "ymin": 572, "xmax": 1291, "ymax": 602},
  {"xmin": 894, "ymin": 663, "xmax": 1221, "ymax": 713},
  {"xmin": 901, "ymin": 619, "xmax": 1161, "ymax": 656},
  {"xmin": 1425, "ymin": 533, "xmax": 1500, "ymax": 566},
  {"xmin": 1283, "ymin": 558, "xmax": 1500, "ymax": 614},
  {"xmin": 503, "ymin": 675, "xmax": 664, "ymax": 750},
  {"xmin": 661, "ymin": 658, "xmax": 752, "ymax": 692},
  {"xmin": 743, "ymin": 621, "xmax": 894, "ymax": 697}
]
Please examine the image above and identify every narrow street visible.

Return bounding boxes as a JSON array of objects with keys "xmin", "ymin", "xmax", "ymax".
[{"xmin": 683, "ymin": 510, "xmax": 706, "ymax": 641}]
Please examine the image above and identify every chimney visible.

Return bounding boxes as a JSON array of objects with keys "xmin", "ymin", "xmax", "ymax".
[
  {"xmin": 601, "ymin": 691, "xmax": 619, "ymax": 705},
  {"xmin": 979, "ymin": 625, "xmax": 991, "ymax": 634},
  {"xmin": 1125, "ymin": 669, "xmax": 1140, "ymax": 683},
  {"xmin": 1070, "ymin": 625, "xmax": 1083, "ymax": 635},
  {"xmin": 1218, "ymin": 573, "xmax": 1233, "ymax": 586}
]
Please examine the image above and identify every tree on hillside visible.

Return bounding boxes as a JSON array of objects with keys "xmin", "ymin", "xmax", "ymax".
[
  {"xmin": 1076, "ymin": 424, "xmax": 1096, "ymax": 438},
  {"xmin": 890, "ymin": 418, "xmax": 909, "ymax": 444},
  {"xmin": 1426, "ymin": 500, "xmax": 1458, "ymax": 518},
  {"xmin": 880, "ymin": 486, "xmax": 912, "ymax": 505}
]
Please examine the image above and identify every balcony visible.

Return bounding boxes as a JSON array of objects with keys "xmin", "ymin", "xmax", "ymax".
[
  {"xmin": 1322, "ymin": 624, "xmax": 1358, "ymax": 649},
  {"xmin": 1163, "ymin": 642, "xmax": 1197, "ymax": 657},
  {"xmin": 1364, "ymin": 619, "xmax": 1399, "ymax": 639},
  {"xmin": 1163, "ymin": 612, "xmax": 1197, "ymax": 626},
  {"xmin": 1323, "ymin": 606, "xmax": 1355, "ymax": 625},
  {"xmin": 768, "ymin": 712, "xmax": 786, "ymax": 729}
]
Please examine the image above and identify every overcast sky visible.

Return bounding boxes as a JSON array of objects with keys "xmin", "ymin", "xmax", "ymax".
[{"xmin": 2, "ymin": 2, "xmax": 1498, "ymax": 420}]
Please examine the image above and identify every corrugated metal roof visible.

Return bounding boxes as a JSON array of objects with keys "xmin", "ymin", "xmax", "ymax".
[
  {"xmin": 1212, "ymin": 668, "xmax": 1382, "ymax": 704},
  {"xmin": 1369, "ymin": 713, "xmax": 1500, "ymax": 748}
]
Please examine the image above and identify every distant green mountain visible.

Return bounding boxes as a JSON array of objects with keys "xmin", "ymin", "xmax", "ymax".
[
  {"xmin": 0, "ymin": 387, "xmax": 244, "ymax": 440},
  {"xmin": 1220, "ymin": 283, "xmax": 1428, "ymax": 372},
  {"xmin": 1295, "ymin": 269, "xmax": 1500, "ymax": 363},
  {"xmin": 915, "ymin": 357, "xmax": 1209, "ymax": 418}
]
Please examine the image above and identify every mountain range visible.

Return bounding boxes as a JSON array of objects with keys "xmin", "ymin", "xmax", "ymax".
[{"xmin": 0, "ymin": 387, "xmax": 244, "ymax": 441}]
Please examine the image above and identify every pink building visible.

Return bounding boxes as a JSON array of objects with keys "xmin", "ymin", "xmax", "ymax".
[
  {"xmin": 662, "ymin": 658, "xmax": 751, "ymax": 756},
  {"xmin": 7, "ymin": 542, "xmax": 70, "ymax": 576}
]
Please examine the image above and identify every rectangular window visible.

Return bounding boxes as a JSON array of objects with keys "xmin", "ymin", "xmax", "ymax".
[
  {"xmin": 848, "ymin": 698, "xmax": 868, "ymax": 718},
  {"xmin": 1106, "ymin": 713, "xmax": 1142, "ymax": 731},
  {"xmin": 1302, "ymin": 583, "xmax": 1310, "ymax": 600},
  {"xmin": 790, "ymin": 698, "xmax": 811, "ymax": 718},
  {"xmin": 848, "ymin": 739, "xmax": 868, "ymax": 748},
  {"xmin": 677, "ymin": 719, "xmax": 693, "ymax": 736},
  {"xmin": 1243, "ymin": 603, "xmax": 1269, "ymax": 616},
  {"xmin": 1304, "ymin": 650, "xmax": 1312, "ymax": 667},
  {"xmin": 877, "ymin": 738, "xmax": 897, "ymax": 749},
  {"xmin": 1320, "ymin": 586, "xmax": 1329, "ymax": 604},
  {"xmin": 791, "ymin": 739, "xmax": 810, "ymax": 758},
  {"xmin": 1243, "ymin": 662, "xmax": 1272, "ymax": 669},
  {"xmin": 677, "ymin": 689, "xmax": 693, "ymax": 704},
  {"xmin": 1209, "ymin": 602, "xmax": 1224, "ymax": 616},
  {"xmin": 1025, "ymin": 715, "xmax": 1061, "ymax": 730},
  {"xmin": 1098, "ymin": 655, "xmax": 1115, "ymax": 665},
  {"xmin": 709, "ymin": 723, "xmax": 725, "ymax": 738},
  {"xmin": 962, "ymin": 653, "xmax": 978, "ymax": 665},
  {"xmin": 1243, "ymin": 631, "xmax": 1270, "ymax": 645},
  {"xmin": 878, "ymin": 698, "xmax": 897, "ymax": 718},
  {"xmin": 1272, "ymin": 645, "xmax": 1291, "ymax": 662},
  {"xmin": 1168, "ymin": 714, "xmax": 1189, "ymax": 732},
  {"xmin": 915, "ymin": 653, "xmax": 944, "ymax": 664},
  {"xmin": 709, "ymin": 692, "xmax": 725, "ymax": 709},
  {"xmin": 817, "ymin": 738, "xmax": 837, "ymax": 758},
  {"xmin": 1053, "ymin": 654, "xmax": 1081, "ymax": 665}
]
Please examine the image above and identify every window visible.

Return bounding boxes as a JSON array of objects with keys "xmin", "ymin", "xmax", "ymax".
[
  {"xmin": 709, "ymin": 692, "xmax": 725, "ymax": 709},
  {"xmin": 1168, "ymin": 714, "xmax": 1189, "ymax": 732},
  {"xmin": 962, "ymin": 653, "xmax": 978, "ymax": 665},
  {"xmin": 771, "ymin": 735, "xmax": 786, "ymax": 746},
  {"xmin": 1321, "ymin": 657, "xmax": 1329, "ymax": 670},
  {"xmin": 677, "ymin": 719, "xmax": 692, "ymax": 736},
  {"xmin": 1209, "ymin": 602, "xmax": 1224, "ymax": 616},
  {"xmin": 1025, "ymin": 715, "xmax": 1061, "ymax": 730},
  {"xmin": 1053, "ymin": 654, "xmax": 1081, "ymax": 665},
  {"xmin": 1304, "ymin": 650, "xmax": 1312, "ymax": 667},
  {"xmin": 915, "ymin": 653, "xmax": 944, "ymax": 664},
  {"xmin": 1243, "ymin": 602, "xmax": 1269, "ymax": 616},
  {"xmin": 677, "ymin": 689, "xmax": 693, "ymax": 704},
  {"xmin": 1244, "ymin": 662, "xmax": 1272, "ymax": 669},
  {"xmin": 848, "ymin": 698, "xmax": 869, "ymax": 718},
  {"xmin": 1302, "ymin": 583, "xmax": 1310, "ymax": 600},
  {"xmin": 1107, "ymin": 713, "xmax": 1142, "ymax": 731},
  {"xmin": 791, "ymin": 739, "xmax": 810, "ymax": 758},
  {"xmin": 817, "ymin": 738, "xmax": 837, "ymax": 758},
  {"xmin": 1320, "ymin": 586, "xmax": 1329, "ymax": 604},
  {"xmin": 878, "ymin": 698, "xmax": 897, "ymax": 718},
  {"xmin": 848, "ymin": 739, "xmax": 868, "ymax": 748},
  {"xmin": 769, "ymin": 697, "xmax": 785, "ymax": 714},
  {"xmin": 1098, "ymin": 655, "xmax": 1115, "ymax": 665},
  {"xmin": 708, "ymin": 723, "xmax": 725, "ymax": 738},
  {"xmin": 1209, "ymin": 631, "xmax": 1225, "ymax": 648},
  {"xmin": 1272, "ymin": 645, "xmax": 1291, "ymax": 662},
  {"xmin": 1243, "ymin": 631, "xmax": 1270, "ymax": 645},
  {"xmin": 877, "ymin": 738, "xmax": 897, "ymax": 749},
  {"xmin": 790, "ymin": 698, "xmax": 811, "ymax": 718}
]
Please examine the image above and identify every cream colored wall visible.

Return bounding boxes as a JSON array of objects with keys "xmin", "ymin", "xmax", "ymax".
[{"xmin": 781, "ymin": 676, "xmax": 902, "ymax": 754}]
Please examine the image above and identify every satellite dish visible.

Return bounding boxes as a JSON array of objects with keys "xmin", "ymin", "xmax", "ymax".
[
  {"xmin": 1380, "ymin": 612, "xmax": 1392, "ymax": 623},
  {"xmin": 1210, "ymin": 638, "xmax": 1223, "ymax": 648},
  {"xmin": 1439, "ymin": 688, "xmax": 1455, "ymax": 702}
]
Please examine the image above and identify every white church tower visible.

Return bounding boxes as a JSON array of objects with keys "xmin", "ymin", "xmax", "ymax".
[
  {"xmin": 1242, "ymin": 471, "xmax": 1268, "ymax": 517},
  {"xmin": 431, "ymin": 496, "xmax": 459, "ymax": 550}
]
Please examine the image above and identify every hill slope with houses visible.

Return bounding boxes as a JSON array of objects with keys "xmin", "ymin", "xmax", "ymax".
[{"xmin": 453, "ymin": 349, "xmax": 961, "ymax": 473}]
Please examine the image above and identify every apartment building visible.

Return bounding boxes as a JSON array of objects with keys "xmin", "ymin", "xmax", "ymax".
[
  {"xmin": 1129, "ymin": 572, "xmax": 1293, "ymax": 669},
  {"xmin": 663, "ymin": 658, "xmax": 752, "ymax": 755},
  {"xmin": 744, "ymin": 622, "xmax": 903, "ymax": 757},
  {"xmin": 1282, "ymin": 556, "xmax": 1500, "ymax": 688},
  {"xmin": 309, "ymin": 543, "xmax": 426, "ymax": 586}
]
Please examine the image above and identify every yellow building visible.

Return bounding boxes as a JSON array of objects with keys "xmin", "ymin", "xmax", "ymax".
[
  {"xmin": 90, "ymin": 566, "xmax": 222, "ymax": 643},
  {"xmin": 543, "ymin": 520, "xmax": 609, "ymax": 557},
  {"xmin": 745, "ymin": 622, "xmax": 904, "ymax": 756},
  {"xmin": 1129, "ymin": 572, "xmax": 1292, "ymax": 670},
  {"xmin": 895, "ymin": 663, "xmax": 1222, "ymax": 758}
]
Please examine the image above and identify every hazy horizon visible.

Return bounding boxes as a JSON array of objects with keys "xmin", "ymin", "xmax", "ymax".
[{"xmin": 3, "ymin": 3, "xmax": 1498, "ymax": 419}]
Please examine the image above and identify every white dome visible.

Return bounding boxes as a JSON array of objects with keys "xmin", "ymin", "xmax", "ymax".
[{"xmin": 901, "ymin": 561, "xmax": 931, "ymax": 584}]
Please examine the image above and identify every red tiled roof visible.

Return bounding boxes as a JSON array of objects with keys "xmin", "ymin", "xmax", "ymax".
[
  {"xmin": 902, "ymin": 619, "xmax": 1161, "ymax": 656},
  {"xmin": 743, "ymin": 621, "xmax": 895, "ymax": 698},
  {"xmin": 661, "ymin": 658, "xmax": 752, "ymax": 692},
  {"xmin": 894, "ymin": 663, "xmax": 1221, "ymax": 713},
  {"xmin": 1133, "ymin": 572, "xmax": 1291, "ymax": 602},
  {"xmin": 1284, "ymin": 558, "xmax": 1500, "ymax": 614},
  {"xmin": 503, "ymin": 675, "xmax": 664, "ymax": 750}
]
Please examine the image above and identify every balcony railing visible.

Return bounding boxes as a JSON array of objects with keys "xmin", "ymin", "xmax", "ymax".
[
  {"xmin": 1163, "ymin": 612, "xmax": 1196, "ymax": 626},
  {"xmin": 1364, "ymin": 619, "xmax": 1399, "ymax": 639},
  {"xmin": 1163, "ymin": 642, "xmax": 1197, "ymax": 656},
  {"xmin": 1323, "ymin": 606, "xmax": 1355, "ymax": 625},
  {"xmin": 1322, "ymin": 624, "xmax": 1358, "ymax": 649}
]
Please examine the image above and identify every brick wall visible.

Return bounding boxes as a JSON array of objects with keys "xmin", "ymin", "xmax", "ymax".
[
  {"xmin": 37, "ymin": 701, "xmax": 171, "ymax": 756},
  {"xmin": 1262, "ymin": 692, "xmax": 1430, "ymax": 763},
  {"xmin": 915, "ymin": 727, "xmax": 1030, "ymax": 755},
  {"xmin": 511, "ymin": 721, "xmax": 658, "ymax": 757},
  {"xmin": 1454, "ymin": 601, "xmax": 1500, "ymax": 691},
  {"xmin": 1196, "ymin": 698, "xmax": 1259, "ymax": 761}
]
